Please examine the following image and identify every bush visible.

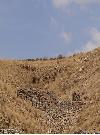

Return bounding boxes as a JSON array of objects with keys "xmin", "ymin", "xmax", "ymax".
[{"xmin": 57, "ymin": 54, "xmax": 64, "ymax": 59}]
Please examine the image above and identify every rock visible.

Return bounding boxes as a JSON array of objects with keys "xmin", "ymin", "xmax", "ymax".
[
  {"xmin": 84, "ymin": 57, "xmax": 88, "ymax": 61},
  {"xmin": 73, "ymin": 130, "xmax": 87, "ymax": 134},
  {"xmin": 79, "ymin": 66, "xmax": 84, "ymax": 72},
  {"xmin": 72, "ymin": 92, "xmax": 81, "ymax": 101},
  {"xmin": 0, "ymin": 129, "xmax": 22, "ymax": 134},
  {"xmin": 17, "ymin": 88, "xmax": 85, "ymax": 133}
]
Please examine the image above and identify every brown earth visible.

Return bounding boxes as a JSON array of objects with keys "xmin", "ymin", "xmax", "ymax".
[{"xmin": 0, "ymin": 48, "xmax": 100, "ymax": 134}]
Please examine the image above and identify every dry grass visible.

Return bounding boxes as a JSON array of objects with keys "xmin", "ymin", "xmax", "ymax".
[{"xmin": 0, "ymin": 47, "xmax": 100, "ymax": 133}]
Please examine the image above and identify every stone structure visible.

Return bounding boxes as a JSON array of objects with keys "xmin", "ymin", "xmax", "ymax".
[{"xmin": 17, "ymin": 88, "xmax": 85, "ymax": 134}]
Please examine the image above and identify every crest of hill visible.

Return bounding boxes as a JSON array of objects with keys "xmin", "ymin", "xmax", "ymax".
[{"xmin": 0, "ymin": 47, "xmax": 100, "ymax": 133}]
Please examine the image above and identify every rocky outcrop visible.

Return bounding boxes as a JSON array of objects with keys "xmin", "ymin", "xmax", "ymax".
[
  {"xmin": 17, "ymin": 88, "xmax": 85, "ymax": 133},
  {"xmin": 0, "ymin": 129, "xmax": 22, "ymax": 134}
]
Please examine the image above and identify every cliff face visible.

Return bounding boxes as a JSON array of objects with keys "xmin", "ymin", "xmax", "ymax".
[{"xmin": 0, "ymin": 48, "xmax": 100, "ymax": 133}]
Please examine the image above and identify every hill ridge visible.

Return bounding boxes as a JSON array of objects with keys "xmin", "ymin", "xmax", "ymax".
[{"xmin": 0, "ymin": 47, "xmax": 100, "ymax": 133}]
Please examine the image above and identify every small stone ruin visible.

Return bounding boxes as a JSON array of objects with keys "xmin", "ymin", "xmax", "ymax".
[
  {"xmin": 17, "ymin": 88, "xmax": 85, "ymax": 134},
  {"xmin": 17, "ymin": 88, "xmax": 58, "ymax": 111}
]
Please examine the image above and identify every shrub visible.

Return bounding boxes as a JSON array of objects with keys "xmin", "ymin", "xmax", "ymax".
[{"xmin": 57, "ymin": 54, "xmax": 64, "ymax": 59}]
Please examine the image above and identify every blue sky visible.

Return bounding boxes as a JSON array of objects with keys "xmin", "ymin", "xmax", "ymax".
[{"xmin": 0, "ymin": 0, "xmax": 100, "ymax": 59}]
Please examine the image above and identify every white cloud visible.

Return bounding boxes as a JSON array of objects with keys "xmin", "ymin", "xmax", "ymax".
[
  {"xmin": 66, "ymin": 9, "xmax": 75, "ymax": 16},
  {"xmin": 84, "ymin": 27, "xmax": 100, "ymax": 51},
  {"xmin": 90, "ymin": 16, "xmax": 100, "ymax": 21},
  {"xmin": 52, "ymin": 0, "xmax": 100, "ymax": 9},
  {"xmin": 75, "ymin": 0, "xmax": 100, "ymax": 6},
  {"xmin": 60, "ymin": 32, "xmax": 72, "ymax": 43},
  {"xmin": 50, "ymin": 16, "xmax": 57, "ymax": 25},
  {"xmin": 90, "ymin": 28, "xmax": 100, "ymax": 43},
  {"xmin": 52, "ymin": 0, "xmax": 71, "ymax": 9}
]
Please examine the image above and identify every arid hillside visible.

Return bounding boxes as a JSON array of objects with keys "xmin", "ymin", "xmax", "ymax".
[{"xmin": 0, "ymin": 48, "xmax": 100, "ymax": 134}]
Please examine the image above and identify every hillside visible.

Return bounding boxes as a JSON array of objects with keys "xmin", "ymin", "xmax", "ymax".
[{"xmin": 0, "ymin": 48, "xmax": 100, "ymax": 134}]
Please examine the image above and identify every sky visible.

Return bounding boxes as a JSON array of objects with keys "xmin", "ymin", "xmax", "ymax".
[{"xmin": 0, "ymin": 0, "xmax": 100, "ymax": 59}]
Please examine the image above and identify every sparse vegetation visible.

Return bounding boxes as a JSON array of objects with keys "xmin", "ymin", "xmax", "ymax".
[
  {"xmin": 57, "ymin": 54, "xmax": 65, "ymax": 59},
  {"xmin": 0, "ymin": 48, "xmax": 100, "ymax": 133}
]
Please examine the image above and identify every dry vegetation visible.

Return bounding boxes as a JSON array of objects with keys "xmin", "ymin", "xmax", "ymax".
[{"xmin": 0, "ymin": 48, "xmax": 100, "ymax": 133}]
